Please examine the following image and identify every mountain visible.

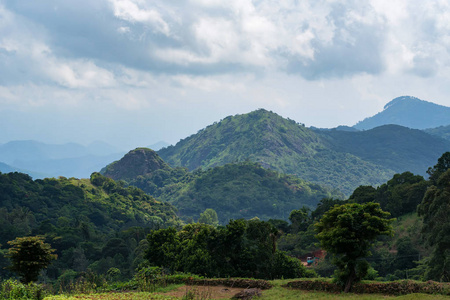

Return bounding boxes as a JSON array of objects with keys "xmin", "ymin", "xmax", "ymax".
[
  {"xmin": 101, "ymin": 148, "xmax": 171, "ymax": 181},
  {"xmin": 101, "ymin": 149, "xmax": 343, "ymax": 223},
  {"xmin": 354, "ymin": 96, "xmax": 450, "ymax": 130},
  {"xmin": 0, "ymin": 161, "xmax": 50, "ymax": 179},
  {"xmin": 424, "ymin": 124, "xmax": 450, "ymax": 142},
  {"xmin": 0, "ymin": 140, "xmax": 125, "ymax": 179},
  {"xmin": 157, "ymin": 109, "xmax": 395, "ymax": 195},
  {"xmin": 157, "ymin": 109, "xmax": 450, "ymax": 195},
  {"xmin": 318, "ymin": 125, "xmax": 450, "ymax": 176},
  {"xmin": 148, "ymin": 141, "xmax": 170, "ymax": 151}
]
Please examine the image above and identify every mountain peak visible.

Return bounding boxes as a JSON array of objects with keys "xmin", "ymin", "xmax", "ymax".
[
  {"xmin": 354, "ymin": 96, "xmax": 450, "ymax": 130},
  {"xmin": 101, "ymin": 148, "xmax": 170, "ymax": 180}
]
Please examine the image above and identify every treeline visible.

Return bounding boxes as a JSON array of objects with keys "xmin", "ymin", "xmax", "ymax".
[{"xmin": 146, "ymin": 219, "xmax": 313, "ymax": 279}]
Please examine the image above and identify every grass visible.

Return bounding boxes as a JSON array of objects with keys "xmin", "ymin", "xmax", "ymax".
[{"xmin": 43, "ymin": 280, "xmax": 450, "ymax": 300}]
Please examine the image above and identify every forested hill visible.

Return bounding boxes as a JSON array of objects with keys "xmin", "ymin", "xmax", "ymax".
[
  {"xmin": 157, "ymin": 109, "xmax": 396, "ymax": 195},
  {"xmin": 101, "ymin": 148, "xmax": 342, "ymax": 223},
  {"xmin": 317, "ymin": 125, "xmax": 450, "ymax": 176},
  {"xmin": 354, "ymin": 96, "xmax": 450, "ymax": 130},
  {"xmin": 0, "ymin": 171, "xmax": 181, "ymax": 278}
]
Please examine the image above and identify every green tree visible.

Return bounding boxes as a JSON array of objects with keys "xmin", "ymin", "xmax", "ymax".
[
  {"xmin": 6, "ymin": 236, "xmax": 57, "ymax": 283},
  {"xmin": 315, "ymin": 203, "xmax": 393, "ymax": 292},
  {"xmin": 418, "ymin": 168, "xmax": 450, "ymax": 281},
  {"xmin": 427, "ymin": 151, "xmax": 450, "ymax": 184},
  {"xmin": 198, "ymin": 208, "xmax": 219, "ymax": 227}
]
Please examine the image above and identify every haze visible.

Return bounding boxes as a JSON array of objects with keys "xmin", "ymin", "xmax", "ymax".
[{"xmin": 1, "ymin": 0, "xmax": 450, "ymax": 150}]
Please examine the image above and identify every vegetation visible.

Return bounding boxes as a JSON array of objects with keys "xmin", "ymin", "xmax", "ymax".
[
  {"xmin": 157, "ymin": 109, "xmax": 397, "ymax": 195},
  {"xmin": 418, "ymin": 154, "xmax": 450, "ymax": 281},
  {"xmin": 146, "ymin": 219, "xmax": 312, "ymax": 279},
  {"xmin": 102, "ymin": 152, "xmax": 342, "ymax": 224},
  {"xmin": 316, "ymin": 202, "xmax": 394, "ymax": 292},
  {"xmin": 0, "ymin": 172, "xmax": 181, "ymax": 281},
  {"xmin": 6, "ymin": 236, "xmax": 57, "ymax": 283}
]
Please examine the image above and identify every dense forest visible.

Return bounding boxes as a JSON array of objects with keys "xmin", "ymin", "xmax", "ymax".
[
  {"xmin": 102, "ymin": 148, "xmax": 342, "ymax": 223},
  {"xmin": 0, "ymin": 172, "xmax": 181, "ymax": 281}
]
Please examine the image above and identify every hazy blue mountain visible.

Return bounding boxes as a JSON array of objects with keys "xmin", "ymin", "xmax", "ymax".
[
  {"xmin": 424, "ymin": 125, "xmax": 450, "ymax": 142},
  {"xmin": 147, "ymin": 141, "xmax": 170, "ymax": 151},
  {"xmin": 354, "ymin": 96, "xmax": 450, "ymax": 130},
  {"xmin": 0, "ymin": 140, "xmax": 125, "ymax": 179},
  {"xmin": 0, "ymin": 161, "xmax": 51, "ymax": 179}
]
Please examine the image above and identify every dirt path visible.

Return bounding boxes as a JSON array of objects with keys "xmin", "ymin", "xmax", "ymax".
[{"xmin": 161, "ymin": 285, "xmax": 245, "ymax": 299}]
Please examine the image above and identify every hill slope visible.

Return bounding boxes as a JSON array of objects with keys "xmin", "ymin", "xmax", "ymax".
[
  {"xmin": 354, "ymin": 96, "xmax": 450, "ymax": 130},
  {"xmin": 101, "ymin": 149, "xmax": 342, "ymax": 222},
  {"xmin": 318, "ymin": 125, "xmax": 450, "ymax": 176},
  {"xmin": 158, "ymin": 109, "xmax": 395, "ymax": 195},
  {"xmin": 424, "ymin": 124, "xmax": 450, "ymax": 141}
]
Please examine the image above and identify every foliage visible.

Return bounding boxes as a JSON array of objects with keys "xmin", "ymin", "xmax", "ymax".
[
  {"xmin": 418, "ymin": 166, "xmax": 450, "ymax": 281},
  {"xmin": 316, "ymin": 203, "xmax": 394, "ymax": 292},
  {"xmin": 0, "ymin": 279, "xmax": 49, "ymax": 300},
  {"xmin": 197, "ymin": 209, "xmax": 219, "ymax": 227},
  {"xmin": 285, "ymin": 278, "xmax": 450, "ymax": 296},
  {"xmin": 6, "ymin": 236, "xmax": 57, "ymax": 283},
  {"xmin": 0, "ymin": 172, "xmax": 181, "ymax": 281},
  {"xmin": 146, "ymin": 219, "xmax": 308, "ymax": 280}
]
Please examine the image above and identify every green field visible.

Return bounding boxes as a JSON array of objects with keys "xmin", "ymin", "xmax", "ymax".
[{"xmin": 44, "ymin": 280, "xmax": 450, "ymax": 300}]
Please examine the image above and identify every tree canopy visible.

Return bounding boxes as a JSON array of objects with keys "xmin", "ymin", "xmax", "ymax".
[{"xmin": 316, "ymin": 202, "xmax": 394, "ymax": 292}]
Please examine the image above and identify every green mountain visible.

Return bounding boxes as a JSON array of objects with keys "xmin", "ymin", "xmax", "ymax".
[
  {"xmin": 157, "ymin": 109, "xmax": 395, "ymax": 195},
  {"xmin": 354, "ymin": 96, "xmax": 450, "ymax": 130},
  {"xmin": 0, "ymin": 171, "xmax": 180, "ymax": 279},
  {"xmin": 101, "ymin": 148, "xmax": 342, "ymax": 223},
  {"xmin": 318, "ymin": 125, "xmax": 450, "ymax": 176}
]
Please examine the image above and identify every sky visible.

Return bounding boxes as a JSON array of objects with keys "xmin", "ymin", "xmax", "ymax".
[{"xmin": 1, "ymin": 0, "xmax": 450, "ymax": 150}]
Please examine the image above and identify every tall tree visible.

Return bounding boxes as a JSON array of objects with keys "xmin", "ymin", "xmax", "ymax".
[
  {"xmin": 418, "ymin": 168, "xmax": 450, "ymax": 281},
  {"xmin": 316, "ymin": 202, "xmax": 393, "ymax": 292},
  {"xmin": 6, "ymin": 236, "xmax": 57, "ymax": 283}
]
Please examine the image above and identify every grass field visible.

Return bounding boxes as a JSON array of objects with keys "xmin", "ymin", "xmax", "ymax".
[{"xmin": 43, "ymin": 280, "xmax": 450, "ymax": 300}]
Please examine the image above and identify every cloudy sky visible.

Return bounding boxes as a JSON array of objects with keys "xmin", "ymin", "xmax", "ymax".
[{"xmin": 1, "ymin": 0, "xmax": 450, "ymax": 150}]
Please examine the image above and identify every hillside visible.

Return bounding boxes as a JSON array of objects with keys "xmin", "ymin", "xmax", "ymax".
[
  {"xmin": 354, "ymin": 96, "xmax": 450, "ymax": 130},
  {"xmin": 157, "ymin": 162, "xmax": 342, "ymax": 223},
  {"xmin": 157, "ymin": 109, "xmax": 396, "ymax": 195},
  {"xmin": 0, "ymin": 171, "xmax": 180, "ymax": 278},
  {"xmin": 318, "ymin": 125, "xmax": 450, "ymax": 176},
  {"xmin": 101, "ymin": 149, "xmax": 342, "ymax": 223},
  {"xmin": 424, "ymin": 124, "xmax": 450, "ymax": 141}
]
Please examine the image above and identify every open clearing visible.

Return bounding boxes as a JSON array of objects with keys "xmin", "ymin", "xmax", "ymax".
[{"xmin": 45, "ymin": 282, "xmax": 450, "ymax": 300}]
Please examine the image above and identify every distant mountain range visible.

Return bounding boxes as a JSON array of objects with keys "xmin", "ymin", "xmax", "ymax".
[
  {"xmin": 354, "ymin": 96, "xmax": 450, "ymax": 130},
  {"xmin": 0, "ymin": 140, "xmax": 125, "ymax": 179}
]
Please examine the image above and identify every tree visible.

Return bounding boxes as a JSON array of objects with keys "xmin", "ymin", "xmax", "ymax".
[
  {"xmin": 6, "ymin": 236, "xmax": 57, "ymax": 283},
  {"xmin": 198, "ymin": 208, "xmax": 219, "ymax": 227},
  {"xmin": 315, "ymin": 203, "xmax": 393, "ymax": 292},
  {"xmin": 427, "ymin": 151, "xmax": 450, "ymax": 184},
  {"xmin": 418, "ymin": 168, "xmax": 450, "ymax": 281}
]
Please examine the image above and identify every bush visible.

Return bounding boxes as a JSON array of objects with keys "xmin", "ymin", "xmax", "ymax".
[
  {"xmin": 0, "ymin": 279, "xmax": 48, "ymax": 300},
  {"xmin": 285, "ymin": 279, "xmax": 450, "ymax": 295}
]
